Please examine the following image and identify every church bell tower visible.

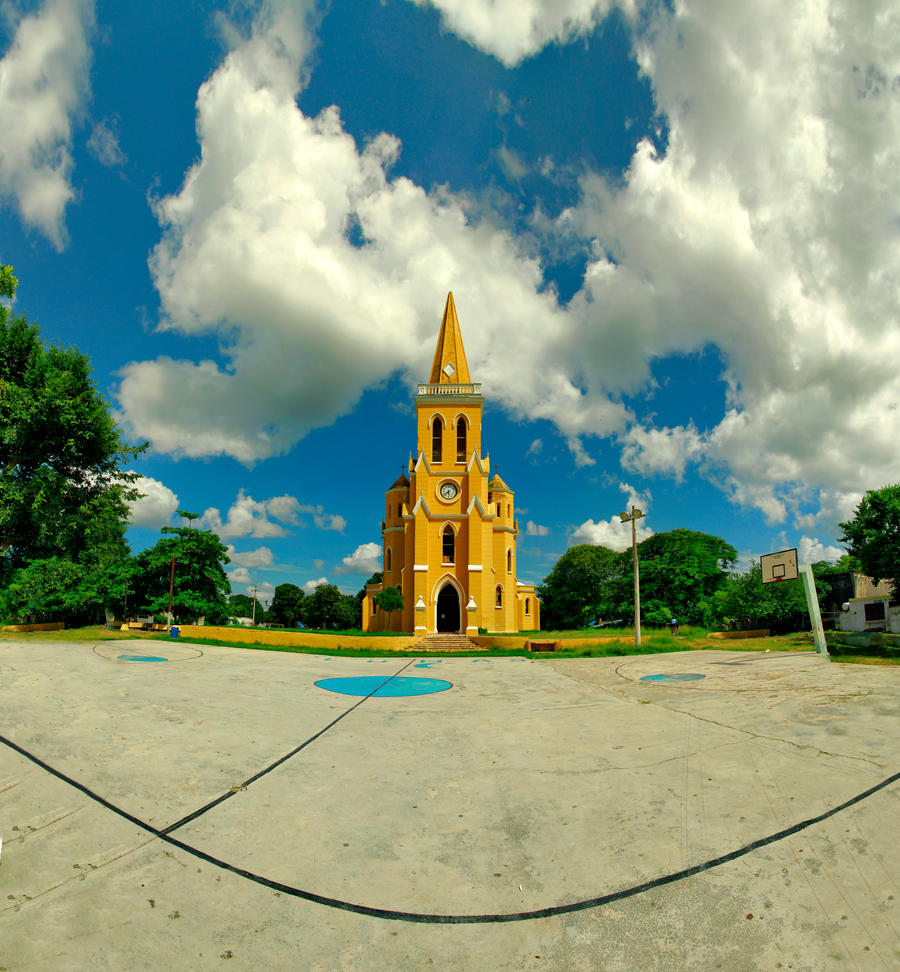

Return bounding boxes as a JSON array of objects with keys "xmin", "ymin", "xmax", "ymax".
[{"xmin": 362, "ymin": 293, "xmax": 539, "ymax": 636}]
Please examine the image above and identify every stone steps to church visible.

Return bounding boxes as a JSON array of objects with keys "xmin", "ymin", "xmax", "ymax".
[{"xmin": 408, "ymin": 634, "xmax": 482, "ymax": 653}]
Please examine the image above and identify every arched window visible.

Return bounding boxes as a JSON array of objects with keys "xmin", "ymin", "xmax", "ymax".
[
  {"xmin": 456, "ymin": 418, "xmax": 467, "ymax": 462},
  {"xmin": 525, "ymin": 597, "xmax": 531, "ymax": 615},
  {"xmin": 432, "ymin": 417, "xmax": 443, "ymax": 463},
  {"xmin": 398, "ymin": 504, "xmax": 402, "ymax": 518},
  {"xmin": 495, "ymin": 585, "xmax": 503, "ymax": 607},
  {"xmin": 442, "ymin": 525, "xmax": 455, "ymax": 563},
  {"xmin": 496, "ymin": 503, "xmax": 501, "ymax": 517},
  {"xmin": 386, "ymin": 547, "xmax": 391, "ymax": 572},
  {"xmin": 507, "ymin": 548, "xmax": 512, "ymax": 572}
]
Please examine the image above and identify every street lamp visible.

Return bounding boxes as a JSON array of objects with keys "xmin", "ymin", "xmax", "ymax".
[{"xmin": 619, "ymin": 506, "xmax": 645, "ymax": 647}]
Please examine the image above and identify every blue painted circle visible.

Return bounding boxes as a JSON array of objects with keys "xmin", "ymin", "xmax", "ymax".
[
  {"xmin": 315, "ymin": 676, "xmax": 453, "ymax": 697},
  {"xmin": 641, "ymin": 673, "xmax": 706, "ymax": 682},
  {"xmin": 118, "ymin": 654, "xmax": 167, "ymax": 662}
]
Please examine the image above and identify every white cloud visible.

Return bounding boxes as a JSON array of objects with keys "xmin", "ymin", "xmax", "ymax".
[
  {"xmin": 525, "ymin": 520, "xmax": 549, "ymax": 536},
  {"xmin": 570, "ymin": 481, "xmax": 652, "ymax": 551},
  {"xmin": 620, "ymin": 424, "xmax": 705, "ymax": 482},
  {"xmin": 526, "ymin": 438, "xmax": 543, "ymax": 457},
  {"xmin": 303, "ymin": 576, "xmax": 329, "ymax": 594},
  {"xmin": 407, "ymin": 1, "xmax": 630, "ymax": 67},
  {"xmin": 562, "ymin": 0, "xmax": 900, "ymax": 527},
  {"xmin": 115, "ymin": 2, "xmax": 629, "ymax": 464},
  {"xmin": 115, "ymin": 0, "xmax": 900, "ymax": 540},
  {"xmin": 226, "ymin": 545, "xmax": 274, "ymax": 568},
  {"xmin": 127, "ymin": 475, "xmax": 179, "ymax": 528},
  {"xmin": 199, "ymin": 490, "xmax": 292, "ymax": 540},
  {"xmin": 86, "ymin": 118, "xmax": 125, "ymax": 167},
  {"xmin": 336, "ymin": 541, "xmax": 382, "ymax": 575},
  {"xmin": 570, "ymin": 515, "xmax": 652, "ymax": 552},
  {"xmin": 228, "ymin": 566, "xmax": 251, "ymax": 585},
  {"xmin": 798, "ymin": 535, "xmax": 845, "ymax": 566},
  {"xmin": 794, "ymin": 489, "xmax": 862, "ymax": 535},
  {"xmin": 0, "ymin": 0, "xmax": 94, "ymax": 248},
  {"xmin": 198, "ymin": 490, "xmax": 343, "ymax": 539}
]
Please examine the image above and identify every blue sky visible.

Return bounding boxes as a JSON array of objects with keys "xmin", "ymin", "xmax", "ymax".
[{"xmin": 2, "ymin": 0, "xmax": 898, "ymax": 603}]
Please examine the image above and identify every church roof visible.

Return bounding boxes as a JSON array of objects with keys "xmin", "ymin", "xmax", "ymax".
[
  {"xmin": 489, "ymin": 474, "xmax": 511, "ymax": 491},
  {"xmin": 388, "ymin": 473, "xmax": 410, "ymax": 489},
  {"xmin": 429, "ymin": 292, "xmax": 472, "ymax": 384}
]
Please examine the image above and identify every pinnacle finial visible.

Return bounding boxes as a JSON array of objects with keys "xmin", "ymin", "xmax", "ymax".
[{"xmin": 429, "ymin": 292, "xmax": 472, "ymax": 384}]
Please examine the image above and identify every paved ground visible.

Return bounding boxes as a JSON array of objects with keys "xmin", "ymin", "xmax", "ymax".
[{"xmin": 1, "ymin": 639, "xmax": 898, "ymax": 970}]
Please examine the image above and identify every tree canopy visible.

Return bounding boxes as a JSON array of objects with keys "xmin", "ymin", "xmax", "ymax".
[
  {"xmin": 374, "ymin": 586, "xmax": 403, "ymax": 627},
  {"xmin": 302, "ymin": 583, "xmax": 360, "ymax": 630},
  {"xmin": 537, "ymin": 544, "xmax": 624, "ymax": 629},
  {"xmin": 132, "ymin": 511, "xmax": 231, "ymax": 624},
  {"xmin": 538, "ymin": 530, "xmax": 738, "ymax": 629},
  {"xmin": 633, "ymin": 528, "xmax": 737, "ymax": 624},
  {"xmin": 269, "ymin": 582, "xmax": 305, "ymax": 627},
  {"xmin": 839, "ymin": 484, "xmax": 900, "ymax": 596},
  {"xmin": 0, "ymin": 265, "xmax": 142, "ymax": 575}
]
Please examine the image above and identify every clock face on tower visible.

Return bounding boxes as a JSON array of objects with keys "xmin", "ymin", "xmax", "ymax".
[{"xmin": 439, "ymin": 481, "xmax": 459, "ymax": 501}]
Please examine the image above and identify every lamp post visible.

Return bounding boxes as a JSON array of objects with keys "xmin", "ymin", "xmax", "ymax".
[{"xmin": 619, "ymin": 506, "xmax": 645, "ymax": 647}]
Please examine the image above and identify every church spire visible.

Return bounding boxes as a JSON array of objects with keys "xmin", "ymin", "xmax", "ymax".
[{"xmin": 429, "ymin": 292, "xmax": 472, "ymax": 384}]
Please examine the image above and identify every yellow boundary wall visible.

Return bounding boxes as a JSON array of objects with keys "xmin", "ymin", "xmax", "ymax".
[
  {"xmin": 177, "ymin": 627, "xmax": 664, "ymax": 653},
  {"xmin": 707, "ymin": 629, "xmax": 770, "ymax": 640},
  {"xmin": 1, "ymin": 622, "xmax": 65, "ymax": 633},
  {"xmin": 177, "ymin": 625, "xmax": 423, "ymax": 652}
]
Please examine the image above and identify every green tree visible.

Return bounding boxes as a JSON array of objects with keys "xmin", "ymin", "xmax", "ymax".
[
  {"xmin": 839, "ymin": 484, "xmax": 900, "ymax": 596},
  {"xmin": 706, "ymin": 563, "xmax": 826, "ymax": 633},
  {"xmin": 537, "ymin": 545, "xmax": 624, "ymax": 629},
  {"xmin": 132, "ymin": 512, "xmax": 230, "ymax": 624},
  {"xmin": 629, "ymin": 528, "xmax": 738, "ymax": 625},
  {"xmin": 0, "ymin": 266, "xmax": 142, "ymax": 574},
  {"xmin": 0, "ymin": 557, "xmax": 89, "ymax": 623},
  {"xmin": 268, "ymin": 582, "xmax": 306, "ymax": 627},
  {"xmin": 374, "ymin": 585, "xmax": 403, "ymax": 628},
  {"xmin": 303, "ymin": 583, "xmax": 359, "ymax": 630},
  {"xmin": 228, "ymin": 593, "xmax": 267, "ymax": 623}
]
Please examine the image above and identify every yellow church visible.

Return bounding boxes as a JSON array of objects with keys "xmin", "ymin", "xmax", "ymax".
[{"xmin": 362, "ymin": 293, "xmax": 540, "ymax": 637}]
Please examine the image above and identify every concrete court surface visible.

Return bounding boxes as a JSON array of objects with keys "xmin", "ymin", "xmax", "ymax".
[{"xmin": 1, "ymin": 639, "xmax": 898, "ymax": 971}]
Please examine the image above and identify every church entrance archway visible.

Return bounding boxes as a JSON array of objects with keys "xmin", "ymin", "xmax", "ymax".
[{"xmin": 436, "ymin": 585, "xmax": 461, "ymax": 633}]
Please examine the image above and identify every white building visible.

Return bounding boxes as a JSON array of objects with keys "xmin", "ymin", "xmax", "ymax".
[{"xmin": 837, "ymin": 574, "xmax": 900, "ymax": 633}]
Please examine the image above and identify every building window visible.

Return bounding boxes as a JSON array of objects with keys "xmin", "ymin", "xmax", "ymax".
[
  {"xmin": 525, "ymin": 597, "xmax": 530, "ymax": 615},
  {"xmin": 442, "ymin": 525, "xmax": 455, "ymax": 563},
  {"xmin": 496, "ymin": 503, "xmax": 501, "ymax": 517},
  {"xmin": 507, "ymin": 504, "xmax": 511, "ymax": 517},
  {"xmin": 386, "ymin": 548, "xmax": 391, "ymax": 572},
  {"xmin": 495, "ymin": 586, "xmax": 503, "ymax": 607},
  {"xmin": 398, "ymin": 504, "xmax": 402, "ymax": 517},
  {"xmin": 432, "ymin": 417, "xmax": 443, "ymax": 463},
  {"xmin": 456, "ymin": 418, "xmax": 467, "ymax": 462},
  {"xmin": 865, "ymin": 601, "xmax": 886, "ymax": 622},
  {"xmin": 507, "ymin": 549, "xmax": 511, "ymax": 572}
]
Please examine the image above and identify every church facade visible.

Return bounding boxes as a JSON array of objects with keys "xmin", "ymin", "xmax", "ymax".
[{"xmin": 362, "ymin": 293, "xmax": 540, "ymax": 636}]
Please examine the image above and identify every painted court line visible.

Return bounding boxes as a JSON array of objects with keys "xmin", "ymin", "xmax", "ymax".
[
  {"xmin": 161, "ymin": 659, "xmax": 416, "ymax": 834},
  {"xmin": 1, "ymin": 731, "xmax": 896, "ymax": 923}
]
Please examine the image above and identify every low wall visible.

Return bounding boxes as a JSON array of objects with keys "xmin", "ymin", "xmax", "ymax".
[
  {"xmin": 707, "ymin": 629, "xmax": 770, "ymax": 640},
  {"xmin": 176, "ymin": 625, "xmax": 422, "ymax": 652},
  {"xmin": 1, "ymin": 621, "xmax": 65, "ymax": 633},
  {"xmin": 175, "ymin": 627, "xmax": 662, "ymax": 654},
  {"xmin": 471, "ymin": 634, "xmax": 657, "ymax": 651},
  {"xmin": 826, "ymin": 631, "xmax": 900, "ymax": 650}
]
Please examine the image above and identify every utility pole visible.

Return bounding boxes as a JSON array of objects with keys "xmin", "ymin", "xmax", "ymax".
[
  {"xmin": 251, "ymin": 584, "xmax": 258, "ymax": 625},
  {"xmin": 619, "ymin": 506, "xmax": 645, "ymax": 647},
  {"xmin": 167, "ymin": 556, "xmax": 177, "ymax": 630}
]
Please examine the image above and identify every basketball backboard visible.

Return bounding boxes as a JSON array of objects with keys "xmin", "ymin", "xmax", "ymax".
[{"xmin": 761, "ymin": 547, "xmax": 799, "ymax": 583}]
